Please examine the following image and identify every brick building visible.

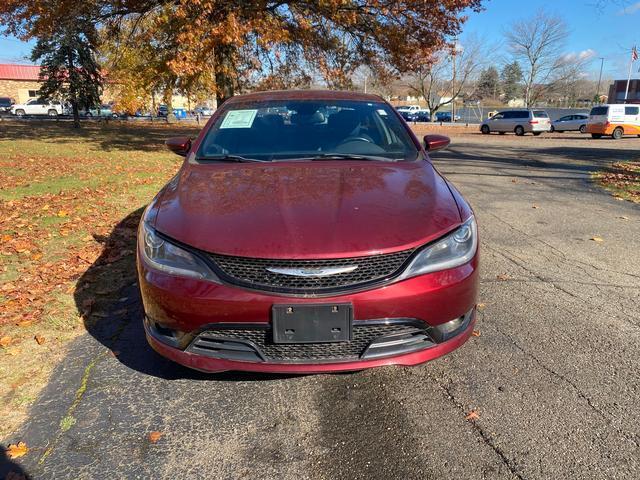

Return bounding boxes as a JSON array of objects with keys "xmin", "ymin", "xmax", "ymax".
[
  {"xmin": 0, "ymin": 64, "xmax": 43, "ymax": 103},
  {"xmin": 608, "ymin": 79, "xmax": 640, "ymax": 104}
]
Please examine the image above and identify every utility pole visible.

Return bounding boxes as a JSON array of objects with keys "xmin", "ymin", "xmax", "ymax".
[
  {"xmin": 451, "ymin": 47, "xmax": 456, "ymax": 121},
  {"xmin": 595, "ymin": 57, "xmax": 604, "ymax": 104}
]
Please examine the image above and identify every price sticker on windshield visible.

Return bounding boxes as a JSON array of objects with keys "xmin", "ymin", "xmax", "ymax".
[{"xmin": 220, "ymin": 109, "xmax": 258, "ymax": 129}]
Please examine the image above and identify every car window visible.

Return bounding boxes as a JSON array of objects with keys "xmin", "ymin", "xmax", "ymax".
[
  {"xmin": 532, "ymin": 111, "xmax": 548, "ymax": 118},
  {"xmin": 625, "ymin": 106, "xmax": 639, "ymax": 115},
  {"xmin": 198, "ymin": 99, "xmax": 419, "ymax": 161},
  {"xmin": 491, "ymin": 113, "xmax": 504, "ymax": 119},
  {"xmin": 590, "ymin": 106, "xmax": 608, "ymax": 116},
  {"xmin": 558, "ymin": 116, "xmax": 570, "ymax": 121}
]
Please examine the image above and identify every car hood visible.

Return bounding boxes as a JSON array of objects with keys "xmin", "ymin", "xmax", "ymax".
[{"xmin": 153, "ymin": 160, "xmax": 461, "ymax": 259}]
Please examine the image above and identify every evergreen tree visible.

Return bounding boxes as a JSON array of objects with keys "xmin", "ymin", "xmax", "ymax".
[
  {"xmin": 501, "ymin": 61, "xmax": 523, "ymax": 102},
  {"xmin": 30, "ymin": 16, "xmax": 102, "ymax": 128},
  {"xmin": 476, "ymin": 66, "xmax": 500, "ymax": 99}
]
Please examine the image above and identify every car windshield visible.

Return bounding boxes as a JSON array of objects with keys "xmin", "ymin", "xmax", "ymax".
[
  {"xmin": 533, "ymin": 111, "xmax": 548, "ymax": 118},
  {"xmin": 197, "ymin": 99, "xmax": 418, "ymax": 161}
]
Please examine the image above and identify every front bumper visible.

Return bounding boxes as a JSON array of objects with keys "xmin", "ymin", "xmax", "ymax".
[{"xmin": 138, "ymin": 250, "xmax": 479, "ymax": 373}]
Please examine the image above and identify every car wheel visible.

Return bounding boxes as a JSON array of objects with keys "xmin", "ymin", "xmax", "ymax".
[
  {"xmin": 591, "ymin": 133, "xmax": 602, "ymax": 139},
  {"xmin": 579, "ymin": 125, "xmax": 587, "ymax": 134},
  {"xmin": 47, "ymin": 109, "xmax": 58, "ymax": 117},
  {"xmin": 533, "ymin": 132, "xmax": 542, "ymax": 136},
  {"xmin": 549, "ymin": 125, "xmax": 555, "ymax": 132},
  {"xmin": 480, "ymin": 125, "xmax": 490, "ymax": 134},
  {"xmin": 15, "ymin": 109, "xmax": 25, "ymax": 117},
  {"xmin": 514, "ymin": 126, "xmax": 525, "ymax": 136},
  {"xmin": 612, "ymin": 127, "xmax": 624, "ymax": 140}
]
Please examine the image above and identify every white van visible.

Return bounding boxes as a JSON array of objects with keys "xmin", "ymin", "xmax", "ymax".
[{"xmin": 587, "ymin": 104, "xmax": 640, "ymax": 139}]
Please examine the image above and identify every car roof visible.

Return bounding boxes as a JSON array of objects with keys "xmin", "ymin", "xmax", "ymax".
[{"xmin": 224, "ymin": 89, "xmax": 385, "ymax": 104}]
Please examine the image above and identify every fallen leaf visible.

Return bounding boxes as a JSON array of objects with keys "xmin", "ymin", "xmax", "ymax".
[
  {"xmin": 34, "ymin": 334, "xmax": 46, "ymax": 345},
  {"xmin": 532, "ymin": 204, "xmax": 539, "ymax": 209},
  {"xmin": 618, "ymin": 216, "xmax": 628, "ymax": 220},
  {"xmin": 590, "ymin": 236, "xmax": 604, "ymax": 243},
  {"xmin": 511, "ymin": 178, "xmax": 517, "ymax": 183},
  {"xmin": 148, "ymin": 431, "xmax": 163, "ymax": 443},
  {"xmin": 57, "ymin": 210, "xmax": 69, "ymax": 218},
  {"xmin": 6, "ymin": 441, "xmax": 29, "ymax": 459},
  {"xmin": 17, "ymin": 320, "xmax": 33, "ymax": 327},
  {"xmin": 476, "ymin": 303, "xmax": 486, "ymax": 311},
  {"xmin": 0, "ymin": 336, "xmax": 12, "ymax": 347},
  {"xmin": 471, "ymin": 330, "xmax": 481, "ymax": 337},
  {"xmin": 465, "ymin": 410, "xmax": 480, "ymax": 421},
  {"xmin": 496, "ymin": 273, "xmax": 510, "ymax": 281}
]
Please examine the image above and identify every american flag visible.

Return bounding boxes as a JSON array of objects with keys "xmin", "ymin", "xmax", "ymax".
[{"xmin": 633, "ymin": 46, "xmax": 639, "ymax": 62}]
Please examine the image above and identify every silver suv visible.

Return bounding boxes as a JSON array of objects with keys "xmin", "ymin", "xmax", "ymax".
[{"xmin": 480, "ymin": 109, "xmax": 551, "ymax": 136}]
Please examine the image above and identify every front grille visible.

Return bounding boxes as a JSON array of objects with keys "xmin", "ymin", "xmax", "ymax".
[
  {"xmin": 207, "ymin": 249, "xmax": 415, "ymax": 293},
  {"xmin": 188, "ymin": 323, "xmax": 431, "ymax": 363}
]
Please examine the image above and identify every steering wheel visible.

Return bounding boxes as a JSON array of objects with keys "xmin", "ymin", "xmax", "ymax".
[{"xmin": 339, "ymin": 136, "xmax": 373, "ymax": 144}]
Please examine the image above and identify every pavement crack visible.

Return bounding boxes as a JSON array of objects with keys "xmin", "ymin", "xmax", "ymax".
[
  {"xmin": 493, "ymin": 326, "xmax": 640, "ymax": 449},
  {"xmin": 433, "ymin": 377, "xmax": 526, "ymax": 480}
]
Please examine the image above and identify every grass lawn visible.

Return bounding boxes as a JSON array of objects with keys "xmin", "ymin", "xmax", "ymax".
[
  {"xmin": 0, "ymin": 120, "xmax": 200, "ymax": 437},
  {"xmin": 593, "ymin": 160, "xmax": 640, "ymax": 203}
]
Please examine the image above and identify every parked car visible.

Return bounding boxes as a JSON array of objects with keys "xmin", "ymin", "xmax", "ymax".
[
  {"xmin": 10, "ymin": 99, "xmax": 65, "ymax": 117},
  {"xmin": 0, "ymin": 97, "xmax": 15, "ymax": 113},
  {"xmin": 84, "ymin": 105, "xmax": 118, "ymax": 118},
  {"xmin": 401, "ymin": 110, "xmax": 430, "ymax": 122},
  {"xmin": 480, "ymin": 109, "xmax": 551, "ymax": 136},
  {"xmin": 157, "ymin": 105, "xmax": 169, "ymax": 117},
  {"xmin": 194, "ymin": 106, "xmax": 214, "ymax": 116},
  {"xmin": 587, "ymin": 104, "xmax": 640, "ymax": 139},
  {"xmin": 550, "ymin": 113, "xmax": 589, "ymax": 133},
  {"xmin": 434, "ymin": 111, "xmax": 461, "ymax": 122},
  {"xmin": 138, "ymin": 90, "xmax": 479, "ymax": 374},
  {"xmin": 396, "ymin": 105, "xmax": 421, "ymax": 114}
]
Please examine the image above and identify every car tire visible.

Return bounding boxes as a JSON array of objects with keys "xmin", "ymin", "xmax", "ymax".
[
  {"xmin": 579, "ymin": 125, "xmax": 587, "ymax": 134},
  {"xmin": 514, "ymin": 126, "xmax": 525, "ymax": 136},
  {"xmin": 612, "ymin": 127, "xmax": 624, "ymax": 140},
  {"xmin": 481, "ymin": 125, "xmax": 490, "ymax": 134},
  {"xmin": 591, "ymin": 133, "xmax": 602, "ymax": 139},
  {"xmin": 47, "ymin": 109, "xmax": 58, "ymax": 117},
  {"xmin": 550, "ymin": 125, "xmax": 555, "ymax": 133},
  {"xmin": 15, "ymin": 109, "xmax": 25, "ymax": 117}
]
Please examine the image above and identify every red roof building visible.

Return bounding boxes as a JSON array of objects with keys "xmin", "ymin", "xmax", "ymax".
[
  {"xmin": 0, "ymin": 64, "xmax": 41, "ymax": 81},
  {"xmin": 0, "ymin": 63, "xmax": 44, "ymax": 103}
]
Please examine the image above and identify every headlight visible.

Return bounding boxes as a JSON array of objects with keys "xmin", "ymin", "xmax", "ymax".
[
  {"xmin": 139, "ymin": 222, "xmax": 218, "ymax": 281},
  {"xmin": 399, "ymin": 216, "xmax": 477, "ymax": 279}
]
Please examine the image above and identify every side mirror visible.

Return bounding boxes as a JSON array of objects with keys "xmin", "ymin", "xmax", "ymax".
[
  {"xmin": 423, "ymin": 134, "xmax": 450, "ymax": 152},
  {"xmin": 166, "ymin": 136, "xmax": 192, "ymax": 156}
]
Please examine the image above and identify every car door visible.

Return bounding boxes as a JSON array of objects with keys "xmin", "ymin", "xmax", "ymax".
[
  {"xmin": 489, "ymin": 112, "xmax": 506, "ymax": 131},
  {"xmin": 555, "ymin": 115, "xmax": 570, "ymax": 130},
  {"xmin": 624, "ymin": 106, "xmax": 640, "ymax": 133}
]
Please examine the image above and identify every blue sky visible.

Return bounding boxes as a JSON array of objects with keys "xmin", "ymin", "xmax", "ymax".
[{"xmin": 0, "ymin": 0, "xmax": 639, "ymax": 80}]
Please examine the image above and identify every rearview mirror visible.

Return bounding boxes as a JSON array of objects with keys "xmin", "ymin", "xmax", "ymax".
[
  {"xmin": 166, "ymin": 136, "xmax": 192, "ymax": 156},
  {"xmin": 423, "ymin": 134, "xmax": 450, "ymax": 152}
]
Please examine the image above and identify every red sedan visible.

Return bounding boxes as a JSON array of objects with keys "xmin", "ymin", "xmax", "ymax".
[{"xmin": 137, "ymin": 90, "xmax": 478, "ymax": 373}]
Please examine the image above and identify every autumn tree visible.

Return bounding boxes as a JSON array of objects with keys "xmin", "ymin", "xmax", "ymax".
[
  {"xmin": 29, "ymin": 13, "xmax": 102, "ymax": 128},
  {"xmin": 1, "ymin": 0, "xmax": 484, "ymax": 105}
]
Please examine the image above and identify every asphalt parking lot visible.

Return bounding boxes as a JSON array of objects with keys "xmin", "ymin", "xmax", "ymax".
[{"xmin": 2, "ymin": 132, "xmax": 639, "ymax": 479}]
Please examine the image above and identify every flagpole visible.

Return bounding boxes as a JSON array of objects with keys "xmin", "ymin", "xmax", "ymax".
[
  {"xmin": 625, "ymin": 46, "xmax": 637, "ymax": 103},
  {"xmin": 624, "ymin": 57, "xmax": 633, "ymax": 102}
]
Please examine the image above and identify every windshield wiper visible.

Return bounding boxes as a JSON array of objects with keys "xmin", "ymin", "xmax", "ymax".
[
  {"xmin": 197, "ymin": 155, "xmax": 267, "ymax": 163},
  {"xmin": 294, "ymin": 154, "xmax": 397, "ymax": 162}
]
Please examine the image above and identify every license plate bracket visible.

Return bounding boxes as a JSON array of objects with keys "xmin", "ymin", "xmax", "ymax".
[{"xmin": 272, "ymin": 303, "xmax": 352, "ymax": 344}]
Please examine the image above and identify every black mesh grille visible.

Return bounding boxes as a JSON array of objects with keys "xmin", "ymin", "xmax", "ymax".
[
  {"xmin": 191, "ymin": 323, "xmax": 427, "ymax": 362},
  {"xmin": 207, "ymin": 249, "xmax": 414, "ymax": 293}
]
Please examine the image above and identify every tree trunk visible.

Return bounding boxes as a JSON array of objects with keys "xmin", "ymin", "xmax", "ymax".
[
  {"xmin": 214, "ymin": 45, "xmax": 235, "ymax": 106},
  {"xmin": 72, "ymin": 102, "xmax": 80, "ymax": 128}
]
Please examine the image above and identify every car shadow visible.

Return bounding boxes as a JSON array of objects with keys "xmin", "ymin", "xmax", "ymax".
[
  {"xmin": 73, "ymin": 208, "xmax": 295, "ymax": 383},
  {"xmin": 0, "ymin": 445, "xmax": 31, "ymax": 480}
]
